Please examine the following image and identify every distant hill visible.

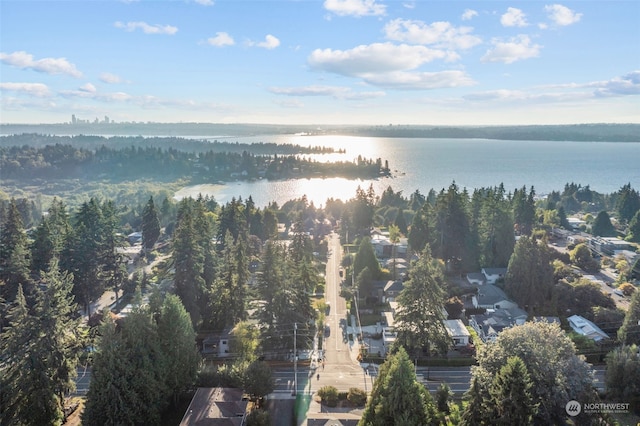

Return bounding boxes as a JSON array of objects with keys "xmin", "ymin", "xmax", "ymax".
[{"xmin": 1, "ymin": 122, "xmax": 638, "ymax": 142}]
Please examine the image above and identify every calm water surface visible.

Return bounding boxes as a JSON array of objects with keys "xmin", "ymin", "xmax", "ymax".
[{"xmin": 174, "ymin": 136, "xmax": 640, "ymax": 207}]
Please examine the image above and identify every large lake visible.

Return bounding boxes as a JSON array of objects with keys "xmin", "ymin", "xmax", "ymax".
[{"xmin": 174, "ymin": 135, "xmax": 640, "ymax": 207}]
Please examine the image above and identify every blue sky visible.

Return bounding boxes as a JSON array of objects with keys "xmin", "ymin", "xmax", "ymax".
[{"xmin": 1, "ymin": 0, "xmax": 638, "ymax": 125}]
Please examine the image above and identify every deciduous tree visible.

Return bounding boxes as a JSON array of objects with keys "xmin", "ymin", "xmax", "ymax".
[{"xmin": 472, "ymin": 321, "xmax": 597, "ymax": 425}]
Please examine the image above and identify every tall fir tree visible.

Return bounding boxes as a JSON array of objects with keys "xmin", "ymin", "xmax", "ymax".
[
  {"xmin": 0, "ymin": 198, "xmax": 31, "ymax": 302},
  {"xmin": 505, "ymin": 236, "xmax": 554, "ymax": 314},
  {"xmin": 359, "ymin": 347, "xmax": 437, "ymax": 426},
  {"xmin": 141, "ymin": 195, "xmax": 161, "ymax": 252},
  {"xmin": 489, "ymin": 356, "xmax": 537, "ymax": 425},
  {"xmin": 1, "ymin": 262, "xmax": 84, "ymax": 426},
  {"xmin": 394, "ymin": 244, "xmax": 449, "ymax": 356}
]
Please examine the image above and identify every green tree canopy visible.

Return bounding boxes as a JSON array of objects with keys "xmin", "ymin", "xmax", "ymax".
[
  {"xmin": 353, "ymin": 237, "xmax": 382, "ymax": 280},
  {"xmin": 618, "ymin": 289, "xmax": 640, "ymax": 345},
  {"xmin": 505, "ymin": 236, "xmax": 554, "ymax": 314},
  {"xmin": 569, "ymin": 243, "xmax": 600, "ymax": 272},
  {"xmin": 359, "ymin": 346, "xmax": 437, "ymax": 426},
  {"xmin": 488, "ymin": 356, "xmax": 537, "ymax": 425},
  {"xmin": 591, "ymin": 210, "xmax": 616, "ymax": 237},
  {"xmin": 394, "ymin": 244, "xmax": 449, "ymax": 356},
  {"xmin": 471, "ymin": 321, "xmax": 597, "ymax": 425},
  {"xmin": 141, "ymin": 195, "xmax": 161, "ymax": 252},
  {"xmin": 605, "ymin": 345, "xmax": 640, "ymax": 414}
]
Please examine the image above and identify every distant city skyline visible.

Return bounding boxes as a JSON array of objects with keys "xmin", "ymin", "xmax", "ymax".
[{"xmin": 1, "ymin": 0, "xmax": 639, "ymax": 125}]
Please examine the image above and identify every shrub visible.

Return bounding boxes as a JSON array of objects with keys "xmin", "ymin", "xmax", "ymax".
[
  {"xmin": 347, "ymin": 387, "xmax": 367, "ymax": 406},
  {"xmin": 318, "ymin": 385, "xmax": 339, "ymax": 407}
]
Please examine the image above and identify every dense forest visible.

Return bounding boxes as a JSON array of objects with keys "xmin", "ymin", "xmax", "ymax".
[
  {"xmin": 2, "ymin": 122, "xmax": 639, "ymax": 142},
  {"xmin": 0, "ymin": 134, "xmax": 389, "ymax": 183}
]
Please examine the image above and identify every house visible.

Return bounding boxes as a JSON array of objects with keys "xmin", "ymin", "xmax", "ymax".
[
  {"xmin": 383, "ymin": 280, "xmax": 404, "ymax": 302},
  {"xmin": 472, "ymin": 284, "xmax": 518, "ymax": 310},
  {"xmin": 466, "ymin": 272, "xmax": 486, "ymax": 286},
  {"xmin": 385, "ymin": 258, "xmax": 408, "ymax": 280},
  {"xmin": 180, "ymin": 387, "xmax": 248, "ymax": 425},
  {"xmin": 588, "ymin": 237, "xmax": 634, "ymax": 256},
  {"xmin": 481, "ymin": 268, "xmax": 507, "ymax": 284},
  {"xmin": 567, "ymin": 315, "xmax": 609, "ymax": 342},
  {"xmin": 443, "ymin": 319, "xmax": 471, "ymax": 347},
  {"xmin": 469, "ymin": 307, "xmax": 527, "ymax": 343},
  {"xmin": 201, "ymin": 327, "xmax": 233, "ymax": 357}
]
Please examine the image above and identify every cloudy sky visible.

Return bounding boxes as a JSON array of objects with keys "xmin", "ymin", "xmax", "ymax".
[{"xmin": 1, "ymin": 0, "xmax": 638, "ymax": 125}]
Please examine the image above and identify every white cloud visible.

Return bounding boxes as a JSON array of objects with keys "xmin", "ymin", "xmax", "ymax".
[
  {"xmin": 461, "ymin": 9, "xmax": 478, "ymax": 21},
  {"xmin": 79, "ymin": 83, "xmax": 97, "ymax": 93},
  {"xmin": 323, "ymin": 0, "xmax": 386, "ymax": 17},
  {"xmin": 0, "ymin": 51, "xmax": 82, "ymax": 78},
  {"xmin": 194, "ymin": 0, "xmax": 214, "ymax": 5},
  {"xmin": 481, "ymin": 35, "xmax": 541, "ymax": 64},
  {"xmin": 500, "ymin": 7, "xmax": 528, "ymax": 27},
  {"xmin": 590, "ymin": 71, "xmax": 640, "ymax": 97},
  {"xmin": 544, "ymin": 4, "xmax": 582, "ymax": 26},
  {"xmin": 0, "ymin": 82, "xmax": 51, "ymax": 97},
  {"xmin": 269, "ymin": 85, "xmax": 385, "ymax": 100},
  {"xmin": 207, "ymin": 32, "xmax": 235, "ymax": 47},
  {"xmin": 359, "ymin": 70, "xmax": 476, "ymax": 90},
  {"xmin": 308, "ymin": 43, "xmax": 448, "ymax": 76},
  {"xmin": 114, "ymin": 21, "xmax": 178, "ymax": 35},
  {"xmin": 384, "ymin": 19, "xmax": 482, "ymax": 51},
  {"xmin": 247, "ymin": 34, "xmax": 280, "ymax": 49},
  {"xmin": 100, "ymin": 72, "xmax": 123, "ymax": 84}
]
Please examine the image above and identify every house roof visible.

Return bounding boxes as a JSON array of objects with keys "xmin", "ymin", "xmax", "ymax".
[
  {"xmin": 180, "ymin": 387, "xmax": 247, "ymax": 426},
  {"xmin": 567, "ymin": 315, "xmax": 609, "ymax": 341},
  {"xmin": 482, "ymin": 267, "xmax": 508, "ymax": 276},
  {"xmin": 466, "ymin": 272, "xmax": 486, "ymax": 283},
  {"xmin": 384, "ymin": 280, "xmax": 404, "ymax": 293},
  {"xmin": 476, "ymin": 284, "xmax": 512, "ymax": 306},
  {"xmin": 443, "ymin": 319, "xmax": 470, "ymax": 338}
]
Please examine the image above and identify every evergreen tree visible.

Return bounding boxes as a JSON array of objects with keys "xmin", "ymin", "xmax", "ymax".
[
  {"xmin": 627, "ymin": 209, "xmax": 640, "ymax": 243},
  {"xmin": 616, "ymin": 183, "xmax": 640, "ymax": 223},
  {"xmin": 395, "ymin": 244, "xmax": 449, "ymax": 356},
  {"xmin": 512, "ymin": 186, "xmax": 536, "ymax": 235},
  {"xmin": 173, "ymin": 199, "xmax": 206, "ymax": 325},
  {"xmin": 359, "ymin": 346, "xmax": 437, "ymax": 426},
  {"xmin": 30, "ymin": 198, "xmax": 71, "ymax": 274},
  {"xmin": 141, "ymin": 195, "xmax": 161, "ymax": 252},
  {"xmin": 0, "ymin": 285, "xmax": 33, "ymax": 424},
  {"xmin": 605, "ymin": 345, "xmax": 640, "ymax": 413},
  {"xmin": 460, "ymin": 376, "xmax": 490, "ymax": 426},
  {"xmin": 433, "ymin": 183, "xmax": 471, "ymax": 272},
  {"xmin": 618, "ymin": 289, "xmax": 640, "ymax": 345},
  {"xmin": 353, "ymin": 237, "xmax": 382, "ymax": 280},
  {"xmin": 408, "ymin": 202, "xmax": 433, "ymax": 255},
  {"xmin": 394, "ymin": 209, "xmax": 408, "ymax": 235},
  {"xmin": 157, "ymin": 294, "xmax": 200, "ymax": 404},
  {"xmin": 505, "ymin": 236, "xmax": 554, "ymax": 314},
  {"xmin": 592, "ymin": 210, "xmax": 616, "ymax": 237},
  {"xmin": 1, "ymin": 263, "xmax": 84, "ymax": 426},
  {"xmin": 83, "ymin": 308, "xmax": 169, "ymax": 425},
  {"xmin": 62, "ymin": 198, "xmax": 107, "ymax": 318},
  {"xmin": 0, "ymin": 198, "xmax": 31, "ymax": 302},
  {"xmin": 489, "ymin": 356, "xmax": 537, "ymax": 425},
  {"xmin": 478, "ymin": 186, "xmax": 514, "ymax": 268}
]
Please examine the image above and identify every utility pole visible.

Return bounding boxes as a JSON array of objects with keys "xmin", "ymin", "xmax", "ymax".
[{"xmin": 293, "ymin": 322, "xmax": 297, "ymax": 396}]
